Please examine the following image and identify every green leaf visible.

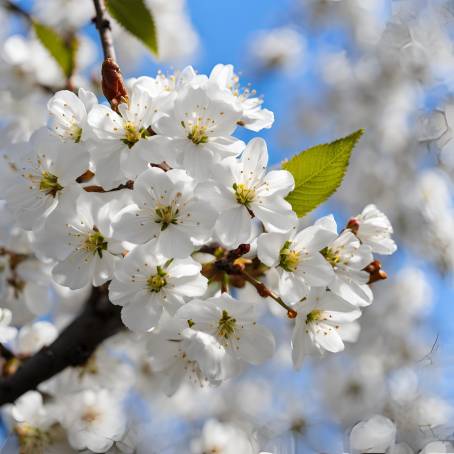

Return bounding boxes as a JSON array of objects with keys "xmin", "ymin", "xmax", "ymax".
[
  {"xmin": 106, "ymin": 0, "xmax": 158, "ymax": 56},
  {"xmin": 33, "ymin": 21, "xmax": 78, "ymax": 79},
  {"xmin": 282, "ymin": 129, "xmax": 364, "ymax": 217}
]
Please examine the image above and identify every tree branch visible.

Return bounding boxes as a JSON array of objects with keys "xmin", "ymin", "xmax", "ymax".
[
  {"xmin": 0, "ymin": 286, "xmax": 123, "ymax": 405},
  {"xmin": 92, "ymin": 0, "xmax": 116, "ymax": 61},
  {"xmin": 1, "ymin": 0, "xmax": 32, "ymax": 24}
]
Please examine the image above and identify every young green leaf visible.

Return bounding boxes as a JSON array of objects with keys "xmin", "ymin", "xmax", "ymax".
[
  {"xmin": 282, "ymin": 129, "xmax": 364, "ymax": 217},
  {"xmin": 33, "ymin": 22, "xmax": 78, "ymax": 79},
  {"xmin": 106, "ymin": 0, "xmax": 158, "ymax": 56}
]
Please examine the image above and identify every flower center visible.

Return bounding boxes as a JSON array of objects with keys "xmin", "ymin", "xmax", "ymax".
[
  {"xmin": 217, "ymin": 310, "xmax": 236, "ymax": 339},
  {"xmin": 39, "ymin": 171, "xmax": 63, "ymax": 197},
  {"xmin": 81, "ymin": 407, "xmax": 101, "ymax": 424},
  {"xmin": 84, "ymin": 229, "xmax": 108, "ymax": 258},
  {"xmin": 306, "ymin": 310, "xmax": 323, "ymax": 324},
  {"xmin": 187, "ymin": 123, "xmax": 209, "ymax": 145},
  {"xmin": 147, "ymin": 266, "xmax": 167, "ymax": 292},
  {"xmin": 279, "ymin": 241, "xmax": 301, "ymax": 272},
  {"xmin": 122, "ymin": 122, "xmax": 150, "ymax": 148},
  {"xmin": 15, "ymin": 423, "xmax": 51, "ymax": 452},
  {"xmin": 233, "ymin": 183, "xmax": 256, "ymax": 206},
  {"xmin": 69, "ymin": 123, "xmax": 83, "ymax": 143},
  {"xmin": 155, "ymin": 204, "xmax": 179, "ymax": 231},
  {"xmin": 320, "ymin": 247, "xmax": 341, "ymax": 267}
]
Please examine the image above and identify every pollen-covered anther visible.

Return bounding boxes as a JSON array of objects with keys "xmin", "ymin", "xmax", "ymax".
[
  {"xmin": 217, "ymin": 310, "xmax": 237, "ymax": 339},
  {"xmin": 147, "ymin": 267, "xmax": 167, "ymax": 292},
  {"xmin": 39, "ymin": 171, "xmax": 63, "ymax": 197},
  {"xmin": 279, "ymin": 241, "xmax": 301, "ymax": 272},
  {"xmin": 233, "ymin": 183, "xmax": 256, "ymax": 206},
  {"xmin": 84, "ymin": 229, "xmax": 108, "ymax": 258},
  {"xmin": 187, "ymin": 123, "xmax": 209, "ymax": 144}
]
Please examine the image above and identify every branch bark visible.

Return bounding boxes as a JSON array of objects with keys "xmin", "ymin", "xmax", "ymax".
[
  {"xmin": 1, "ymin": 0, "xmax": 32, "ymax": 24},
  {"xmin": 0, "ymin": 287, "xmax": 123, "ymax": 405},
  {"xmin": 92, "ymin": 0, "xmax": 116, "ymax": 61}
]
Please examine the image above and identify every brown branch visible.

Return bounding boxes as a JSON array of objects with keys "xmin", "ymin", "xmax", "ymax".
[
  {"xmin": 1, "ymin": 0, "xmax": 32, "ymax": 24},
  {"xmin": 0, "ymin": 286, "xmax": 123, "ymax": 405},
  {"xmin": 92, "ymin": 0, "xmax": 116, "ymax": 61}
]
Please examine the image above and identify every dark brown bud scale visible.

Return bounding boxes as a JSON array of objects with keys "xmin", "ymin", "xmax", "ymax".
[{"xmin": 101, "ymin": 58, "xmax": 128, "ymax": 111}]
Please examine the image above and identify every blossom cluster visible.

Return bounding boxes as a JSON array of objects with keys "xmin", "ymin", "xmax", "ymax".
[{"xmin": 0, "ymin": 63, "xmax": 397, "ymax": 451}]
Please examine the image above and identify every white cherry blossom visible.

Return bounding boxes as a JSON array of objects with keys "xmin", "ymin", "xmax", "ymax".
[
  {"xmin": 349, "ymin": 204, "xmax": 397, "ymax": 255},
  {"xmin": 202, "ymin": 137, "xmax": 296, "ymax": 247},
  {"xmin": 47, "ymin": 88, "xmax": 97, "ymax": 143},
  {"xmin": 350, "ymin": 415, "xmax": 396, "ymax": 454},
  {"xmin": 34, "ymin": 193, "xmax": 123, "ymax": 289},
  {"xmin": 190, "ymin": 419, "xmax": 256, "ymax": 454},
  {"xmin": 15, "ymin": 321, "xmax": 58, "ymax": 356},
  {"xmin": 175, "ymin": 293, "xmax": 276, "ymax": 366},
  {"xmin": 208, "ymin": 64, "xmax": 275, "ymax": 132},
  {"xmin": 87, "ymin": 84, "xmax": 158, "ymax": 188},
  {"xmin": 316, "ymin": 215, "xmax": 374, "ymax": 307},
  {"xmin": 109, "ymin": 241, "xmax": 207, "ymax": 332},
  {"xmin": 0, "ymin": 307, "xmax": 17, "ymax": 343},
  {"xmin": 291, "ymin": 289, "xmax": 361, "ymax": 368},
  {"xmin": 112, "ymin": 167, "xmax": 216, "ymax": 257},
  {"xmin": 146, "ymin": 316, "xmax": 233, "ymax": 396},
  {"xmin": 257, "ymin": 223, "xmax": 335, "ymax": 304},
  {"xmin": 61, "ymin": 388, "xmax": 126, "ymax": 453},
  {"xmin": 148, "ymin": 80, "xmax": 244, "ymax": 180},
  {"xmin": 3, "ymin": 128, "xmax": 89, "ymax": 231}
]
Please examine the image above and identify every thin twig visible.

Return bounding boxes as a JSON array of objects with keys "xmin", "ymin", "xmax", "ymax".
[
  {"xmin": 1, "ymin": 0, "xmax": 32, "ymax": 24},
  {"xmin": 241, "ymin": 270, "xmax": 298, "ymax": 318},
  {"xmin": 92, "ymin": 0, "xmax": 116, "ymax": 61}
]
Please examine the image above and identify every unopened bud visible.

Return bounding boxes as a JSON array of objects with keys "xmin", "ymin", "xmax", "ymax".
[
  {"xmin": 227, "ymin": 243, "xmax": 251, "ymax": 260},
  {"xmin": 347, "ymin": 217, "xmax": 360, "ymax": 234},
  {"xmin": 364, "ymin": 260, "xmax": 388, "ymax": 284},
  {"xmin": 287, "ymin": 309, "xmax": 298, "ymax": 319},
  {"xmin": 101, "ymin": 58, "xmax": 128, "ymax": 111}
]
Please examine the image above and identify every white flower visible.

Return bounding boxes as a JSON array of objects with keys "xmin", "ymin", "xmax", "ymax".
[
  {"xmin": 257, "ymin": 223, "xmax": 336, "ymax": 304},
  {"xmin": 15, "ymin": 321, "xmax": 58, "ymax": 355},
  {"xmin": 34, "ymin": 193, "xmax": 122, "ymax": 289},
  {"xmin": 47, "ymin": 88, "xmax": 97, "ymax": 143},
  {"xmin": 190, "ymin": 419, "xmax": 256, "ymax": 454},
  {"xmin": 39, "ymin": 346, "xmax": 134, "ymax": 396},
  {"xmin": 112, "ymin": 167, "xmax": 216, "ymax": 257},
  {"xmin": 421, "ymin": 441, "xmax": 454, "ymax": 454},
  {"xmin": 61, "ymin": 388, "xmax": 126, "ymax": 453},
  {"xmin": 148, "ymin": 80, "xmax": 244, "ymax": 180},
  {"xmin": 349, "ymin": 204, "xmax": 397, "ymax": 255},
  {"xmin": 248, "ymin": 27, "xmax": 305, "ymax": 73},
  {"xmin": 317, "ymin": 215, "xmax": 374, "ymax": 307},
  {"xmin": 87, "ymin": 85, "xmax": 158, "ymax": 188},
  {"xmin": 4, "ymin": 391, "xmax": 55, "ymax": 430},
  {"xmin": 175, "ymin": 293, "xmax": 276, "ymax": 366},
  {"xmin": 109, "ymin": 241, "xmax": 207, "ymax": 332},
  {"xmin": 291, "ymin": 289, "xmax": 361, "ymax": 368},
  {"xmin": 202, "ymin": 137, "xmax": 296, "ymax": 248},
  {"xmin": 146, "ymin": 316, "xmax": 232, "ymax": 396},
  {"xmin": 208, "ymin": 64, "xmax": 275, "ymax": 131},
  {"xmin": 0, "ymin": 256, "xmax": 53, "ymax": 323},
  {"xmin": 3, "ymin": 128, "xmax": 88, "ymax": 231},
  {"xmin": 2, "ymin": 391, "xmax": 58, "ymax": 453},
  {"xmin": 0, "ymin": 307, "xmax": 17, "ymax": 343},
  {"xmin": 350, "ymin": 415, "xmax": 396, "ymax": 454}
]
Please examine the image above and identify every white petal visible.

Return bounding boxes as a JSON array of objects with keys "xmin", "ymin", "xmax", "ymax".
[
  {"xmin": 257, "ymin": 232, "xmax": 287, "ymax": 266},
  {"xmin": 215, "ymin": 206, "xmax": 251, "ymax": 248},
  {"xmin": 237, "ymin": 325, "xmax": 275, "ymax": 365}
]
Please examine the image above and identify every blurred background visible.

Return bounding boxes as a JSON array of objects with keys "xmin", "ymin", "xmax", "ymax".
[{"xmin": 2, "ymin": 0, "xmax": 454, "ymax": 452}]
